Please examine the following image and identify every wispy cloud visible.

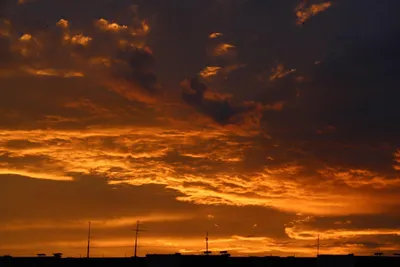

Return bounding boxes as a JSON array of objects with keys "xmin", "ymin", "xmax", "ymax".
[
  {"xmin": 22, "ymin": 67, "xmax": 84, "ymax": 78},
  {"xmin": 1, "ymin": 214, "xmax": 193, "ymax": 231},
  {"xmin": 209, "ymin": 32, "xmax": 223, "ymax": 39},
  {"xmin": 199, "ymin": 66, "xmax": 222, "ymax": 78},
  {"xmin": 295, "ymin": 1, "xmax": 332, "ymax": 25},
  {"xmin": 269, "ymin": 64, "xmax": 296, "ymax": 81},
  {"xmin": 214, "ymin": 43, "xmax": 236, "ymax": 56},
  {"xmin": 394, "ymin": 150, "xmax": 400, "ymax": 171}
]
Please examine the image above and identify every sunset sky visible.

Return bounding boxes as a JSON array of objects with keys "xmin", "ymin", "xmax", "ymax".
[{"xmin": 0, "ymin": 0, "xmax": 400, "ymax": 257}]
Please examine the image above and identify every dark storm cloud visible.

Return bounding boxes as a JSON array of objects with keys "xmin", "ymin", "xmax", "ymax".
[
  {"xmin": 182, "ymin": 76, "xmax": 236, "ymax": 124},
  {"xmin": 301, "ymin": 32, "xmax": 400, "ymax": 142},
  {"xmin": 114, "ymin": 46, "xmax": 158, "ymax": 93},
  {"xmin": 182, "ymin": 76, "xmax": 262, "ymax": 126},
  {"xmin": 259, "ymin": 29, "xmax": 400, "ymax": 177}
]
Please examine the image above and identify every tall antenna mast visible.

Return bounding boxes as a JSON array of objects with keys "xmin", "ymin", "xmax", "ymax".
[
  {"xmin": 134, "ymin": 221, "xmax": 145, "ymax": 257},
  {"xmin": 87, "ymin": 221, "xmax": 91, "ymax": 258},
  {"xmin": 206, "ymin": 231, "xmax": 209, "ymax": 253},
  {"xmin": 317, "ymin": 234, "xmax": 320, "ymax": 257},
  {"xmin": 204, "ymin": 231, "xmax": 212, "ymax": 255}
]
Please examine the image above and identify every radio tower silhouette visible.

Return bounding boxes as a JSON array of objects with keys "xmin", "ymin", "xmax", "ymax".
[
  {"xmin": 86, "ymin": 221, "xmax": 91, "ymax": 258},
  {"xmin": 133, "ymin": 221, "xmax": 145, "ymax": 257},
  {"xmin": 204, "ymin": 231, "xmax": 211, "ymax": 255},
  {"xmin": 317, "ymin": 234, "xmax": 320, "ymax": 257}
]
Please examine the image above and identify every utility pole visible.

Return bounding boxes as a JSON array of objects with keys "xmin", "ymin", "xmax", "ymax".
[
  {"xmin": 134, "ymin": 221, "xmax": 145, "ymax": 258},
  {"xmin": 206, "ymin": 231, "xmax": 209, "ymax": 253},
  {"xmin": 204, "ymin": 231, "xmax": 212, "ymax": 255},
  {"xmin": 87, "ymin": 221, "xmax": 91, "ymax": 258},
  {"xmin": 317, "ymin": 234, "xmax": 320, "ymax": 257}
]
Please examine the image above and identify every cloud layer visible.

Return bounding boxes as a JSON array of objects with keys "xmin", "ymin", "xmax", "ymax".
[{"xmin": 0, "ymin": 0, "xmax": 400, "ymax": 257}]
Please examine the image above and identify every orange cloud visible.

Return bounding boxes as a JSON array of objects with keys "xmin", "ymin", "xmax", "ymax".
[
  {"xmin": 269, "ymin": 64, "xmax": 296, "ymax": 81},
  {"xmin": 0, "ymin": 19, "xmax": 11, "ymax": 37},
  {"xmin": 209, "ymin": 32, "xmax": 223, "ymax": 39},
  {"xmin": 295, "ymin": 1, "xmax": 332, "ymax": 25},
  {"xmin": 199, "ymin": 66, "xmax": 222, "ymax": 78},
  {"xmin": 0, "ymin": 8, "xmax": 158, "ymax": 107},
  {"xmin": 136, "ymin": 20, "xmax": 150, "ymax": 36},
  {"xmin": 22, "ymin": 67, "xmax": 84, "ymax": 78},
  {"xmin": 19, "ymin": 34, "xmax": 32, "ymax": 42},
  {"xmin": 199, "ymin": 64, "xmax": 246, "ymax": 79},
  {"xmin": 286, "ymin": 217, "xmax": 400, "ymax": 241},
  {"xmin": 319, "ymin": 167, "xmax": 400, "ymax": 189},
  {"xmin": 264, "ymin": 101, "xmax": 285, "ymax": 111},
  {"xmin": 10, "ymin": 33, "xmax": 42, "ymax": 57},
  {"xmin": 95, "ymin": 17, "xmax": 150, "ymax": 37},
  {"xmin": 1, "ymin": 1, "xmax": 400, "ymax": 260},
  {"xmin": 1, "ymin": 214, "xmax": 192, "ymax": 231},
  {"xmin": 0, "ymin": 124, "xmax": 399, "ymax": 217},
  {"xmin": 214, "ymin": 43, "xmax": 236, "ymax": 56},
  {"xmin": 56, "ymin": 19, "xmax": 69, "ymax": 29},
  {"xmin": 70, "ymin": 34, "xmax": 92, "ymax": 46},
  {"xmin": 96, "ymin": 18, "xmax": 128, "ymax": 32},
  {"xmin": 0, "ymin": 169, "xmax": 73, "ymax": 181},
  {"xmin": 394, "ymin": 150, "xmax": 400, "ymax": 171}
]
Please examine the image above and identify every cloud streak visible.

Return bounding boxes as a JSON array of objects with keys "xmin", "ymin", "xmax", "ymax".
[{"xmin": 295, "ymin": 1, "xmax": 332, "ymax": 25}]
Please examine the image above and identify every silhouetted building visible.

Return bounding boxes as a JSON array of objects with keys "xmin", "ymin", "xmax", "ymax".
[
  {"xmin": 53, "ymin": 253, "xmax": 63, "ymax": 258},
  {"xmin": 317, "ymin": 254, "xmax": 355, "ymax": 267},
  {"xmin": 1, "ymin": 253, "xmax": 400, "ymax": 267}
]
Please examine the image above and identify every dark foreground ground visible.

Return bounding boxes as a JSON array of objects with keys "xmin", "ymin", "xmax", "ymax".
[{"xmin": 1, "ymin": 254, "xmax": 399, "ymax": 267}]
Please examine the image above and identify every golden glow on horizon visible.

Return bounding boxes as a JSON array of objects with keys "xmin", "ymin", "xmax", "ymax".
[
  {"xmin": 2, "ymin": 231, "xmax": 400, "ymax": 257},
  {"xmin": 286, "ymin": 227, "xmax": 400, "ymax": 241},
  {"xmin": 1, "ymin": 214, "xmax": 194, "ymax": 231}
]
